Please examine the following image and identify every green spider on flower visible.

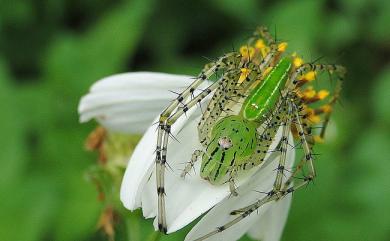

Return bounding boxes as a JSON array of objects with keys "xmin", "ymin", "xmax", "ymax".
[{"xmin": 79, "ymin": 26, "xmax": 345, "ymax": 241}]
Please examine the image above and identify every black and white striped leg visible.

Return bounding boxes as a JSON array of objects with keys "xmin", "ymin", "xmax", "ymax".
[
  {"xmin": 291, "ymin": 101, "xmax": 316, "ymax": 179},
  {"xmin": 273, "ymin": 100, "xmax": 293, "ymax": 192},
  {"xmin": 156, "ymin": 76, "xmax": 227, "ymax": 233}
]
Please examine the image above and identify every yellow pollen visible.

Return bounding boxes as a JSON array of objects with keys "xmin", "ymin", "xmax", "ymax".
[
  {"xmin": 304, "ymin": 71, "xmax": 316, "ymax": 81},
  {"xmin": 240, "ymin": 46, "xmax": 255, "ymax": 59},
  {"xmin": 277, "ymin": 42, "xmax": 288, "ymax": 52},
  {"xmin": 305, "ymin": 107, "xmax": 314, "ymax": 115},
  {"xmin": 308, "ymin": 114, "xmax": 321, "ymax": 124},
  {"xmin": 238, "ymin": 68, "xmax": 251, "ymax": 84},
  {"xmin": 320, "ymin": 105, "xmax": 332, "ymax": 113},
  {"xmin": 255, "ymin": 39, "xmax": 270, "ymax": 57},
  {"xmin": 293, "ymin": 56, "xmax": 304, "ymax": 68},
  {"xmin": 302, "ymin": 87, "xmax": 316, "ymax": 99},
  {"xmin": 304, "ymin": 107, "xmax": 321, "ymax": 124},
  {"xmin": 317, "ymin": 90, "xmax": 329, "ymax": 100}
]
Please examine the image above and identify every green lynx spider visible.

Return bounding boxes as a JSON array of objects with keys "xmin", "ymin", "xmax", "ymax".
[{"xmin": 155, "ymin": 26, "xmax": 346, "ymax": 239}]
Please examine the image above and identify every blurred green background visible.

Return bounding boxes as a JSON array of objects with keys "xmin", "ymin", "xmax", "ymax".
[{"xmin": 1, "ymin": 0, "xmax": 389, "ymax": 240}]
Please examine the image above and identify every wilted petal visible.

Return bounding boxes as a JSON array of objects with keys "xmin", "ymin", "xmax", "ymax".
[
  {"xmin": 78, "ymin": 72, "xmax": 194, "ymax": 133},
  {"xmin": 185, "ymin": 134, "xmax": 295, "ymax": 241}
]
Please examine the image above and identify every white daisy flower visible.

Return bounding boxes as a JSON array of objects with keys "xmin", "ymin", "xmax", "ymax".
[{"xmin": 78, "ymin": 72, "xmax": 294, "ymax": 241}]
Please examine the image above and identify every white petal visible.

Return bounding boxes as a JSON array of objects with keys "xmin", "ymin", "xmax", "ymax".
[
  {"xmin": 185, "ymin": 134, "xmax": 295, "ymax": 241},
  {"xmin": 119, "ymin": 77, "xmax": 213, "ymax": 211},
  {"xmin": 119, "ymin": 106, "xmax": 198, "ymax": 211},
  {"xmin": 78, "ymin": 72, "xmax": 194, "ymax": 133},
  {"xmin": 247, "ymin": 194, "xmax": 292, "ymax": 241},
  {"xmin": 120, "ymin": 85, "xmax": 207, "ymax": 210}
]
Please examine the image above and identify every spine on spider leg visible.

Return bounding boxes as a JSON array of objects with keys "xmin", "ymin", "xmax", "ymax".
[
  {"xmin": 168, "ymin": 81, "xmax": 222, "ymax": 125},
  {"xmin": 292, "ymin": 103, "xmax": 316, "ymax": 178},
  {"xmin": 159, "ymin": 53, "xmax": 235, "ymax": 119}
]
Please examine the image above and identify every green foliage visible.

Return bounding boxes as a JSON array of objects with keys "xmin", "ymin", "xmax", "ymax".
[{"xmin": 0, "ymin": 0, "xmax": 389, "ymax": 240}]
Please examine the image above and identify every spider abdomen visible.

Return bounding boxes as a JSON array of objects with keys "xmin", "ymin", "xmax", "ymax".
[{"xmin": 241, "ymin": 57, "xmax": 292, "ymax": 121}]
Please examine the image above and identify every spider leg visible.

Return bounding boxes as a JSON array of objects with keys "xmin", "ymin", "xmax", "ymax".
[
  {"xmin": 156, "ymin": 74, "xmax": 229, "ymax": 232},
  {"xmin": 191, "ymin": 193, "xmax": 278, "ymax": 241},
  {"xmin": 181, "ymin": 150, "xmax": 202, "ymax": 178},
  {"xmin": 256, "ymin": 26, "xmax": 277, "ymax": 46},
  {"xmin": 156, "ymin": 54, "xmax": 237, "ymax": 232},
  {"xmin": 248, "ymin": 26, "xmax": 277, "ymax": 51},
  {"xmin": 288, "ymin": 63, "xmax": 346, "ymax": 92},
  {"xmin": 289, "ymin": 62, "xmax": 345, "ymax": 143},
  {"xmin": 282, "ymin": 99, "xmax": 316, "ymax": 188},
  {"xmin": 240, "ymin": 105, "xmax": 285, "ymax": 172},
  {"xmin": 198, "ymin": 68, "xmax": 241, "ymax": 145},
  {"xmin": 228, "ymin": 168, "xmax": 239, "ymax": 197},
  {"xmin": 319, "ymin": 76, "xmax": 342, "ymax": 138},
  {"xmin": 273, "ymin": 100, "xmax": 293, "ymax": 192}
]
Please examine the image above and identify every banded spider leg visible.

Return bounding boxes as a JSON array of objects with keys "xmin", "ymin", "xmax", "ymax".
[{"xmin": 156, "ymin": 53, "xmax": 242, "ymax": 232}]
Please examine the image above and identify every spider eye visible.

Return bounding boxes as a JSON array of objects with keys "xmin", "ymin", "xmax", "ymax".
[{"xmin": 218, "ymin": 137, "xmax": 233, "ymax": 149}]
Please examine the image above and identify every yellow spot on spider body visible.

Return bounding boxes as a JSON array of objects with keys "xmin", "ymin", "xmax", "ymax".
[
  {"xmin": 293, "ymin": 55, "xmax": 304, "ymax": 68},
  {"xmin": 240, "ymin": 46, "xmax": 255, "ymax": 59},
  {"xmin": 238, "ymin": 68, "xmax": 251, "ymax": 84},
  {"xmin": 255, "ymin": 39, "xmax": 270, "ymax": 57}
]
